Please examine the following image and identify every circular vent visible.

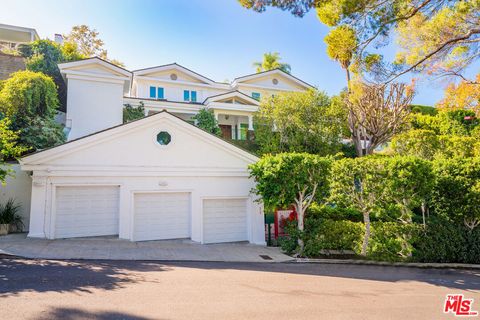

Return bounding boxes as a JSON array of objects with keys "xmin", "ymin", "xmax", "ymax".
[
  {"xmin": 272, "ymin": 78, "xmax": 279, "ymax": 85},
  {"xmin": 170, "ymin": 73, "xmax": 178, "ymax": 80}
]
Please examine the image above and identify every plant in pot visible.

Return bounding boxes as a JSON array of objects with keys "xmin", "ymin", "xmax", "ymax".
[{"xmin": 0, "ymin": 198, "xmax": 22, "ymax": 235}]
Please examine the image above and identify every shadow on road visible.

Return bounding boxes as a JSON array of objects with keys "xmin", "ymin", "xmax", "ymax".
[
  {"xmin": 0, "ymin": 258, "xmax": 479, "ymax": 297},
  {"xmin": 36, "ymin": 307, "xmax": 156, "ymax": 320},
  {"xmin": 0, "ymin": 258, "xmax": 173, "ymax": 296}
]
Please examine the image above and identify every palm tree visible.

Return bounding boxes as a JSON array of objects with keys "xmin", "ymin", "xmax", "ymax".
[{"xmin": 253, "ymin": 52, "xmax": 291, "ymax": 73}]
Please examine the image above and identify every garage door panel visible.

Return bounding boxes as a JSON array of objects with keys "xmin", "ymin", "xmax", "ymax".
[
  {"xmin": 54, "ymin": 186, "xmax": 119, "ymax": 238},
  {"xmin": 133, "ymin": 192, "xmax": 190, "ymax": 241},
  {"xmin": 203, "ymin": 199, "xmax": 248, "ymax": 244}
]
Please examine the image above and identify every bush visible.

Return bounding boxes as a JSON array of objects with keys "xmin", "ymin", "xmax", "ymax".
[
  {"xmin": 414, "ymin": 218, "xmax": 480, "ymax": 264},
  {"xmin": 307, "ymin": 203, "xmax": 363, "ymax": 222},
  {"xmin": 123, "ymin": 102, "xmax": 145, "ymax": 123},
  {"xmin": 369, "ymin": 222, "xmax": 421, "ymax": 261}
]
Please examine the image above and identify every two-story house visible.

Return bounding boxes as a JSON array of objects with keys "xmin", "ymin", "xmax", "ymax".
[{"xmin": 58, "ymin": 57, "xmax": 313, "ymax": 141}]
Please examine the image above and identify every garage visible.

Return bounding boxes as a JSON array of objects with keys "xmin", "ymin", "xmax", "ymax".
[
  {"xmin": 133, "ymin": 192, "xmax": 190, "ymax": 241},
  {"xmin": 203, "ymin": 198, "xmax": 248, "ymax": 244},
  {"xmin": 54, "ymin": 186, "xmax": 120, "ymax": 238},
  {"xmin": 20, "ymin": 111, "xmax": 265, "ymax": 244}
]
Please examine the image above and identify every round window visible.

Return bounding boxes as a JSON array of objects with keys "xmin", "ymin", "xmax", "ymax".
[
  {"xmin": 156, "ymin": 131, "xmax": 171, "ymax": 145},
  {"xmin": 272, "ymin": 78, "xmax": 279, "ymax": 85},
  {"xmin": 170, "ymin": 73, "xmax": 178, "ymax": 80}
]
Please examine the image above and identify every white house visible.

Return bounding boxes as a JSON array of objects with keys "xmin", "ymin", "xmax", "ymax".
[
  {"xmin": 0, "ymin": 23, "xmax": 39, "ymax": 51},
  {"xmin": 19, "ymin": 111, "xmax": 265, "ymax": 244},
  {"xmin": 58, "ymin": 57, "xmax": 314, "ymax": 141},
  {"xmin": 14, "ymin": 56, "xmax": 314, "ymax": 244}
]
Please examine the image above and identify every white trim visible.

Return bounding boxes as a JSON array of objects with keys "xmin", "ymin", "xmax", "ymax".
[
  {"xmin": 235, "ymin": 82, "xmax": 304, "ymax": 92},
  {"xmin": 58, "ymin": 57, "xmax": 132, "ymax": 78},
  {"xmin": 133, "ymin": 64, "xmax": 219, "ymax": 86},
  {"xmin": 135, "ymin": 75, "xmax": 230, "ymax": 90},
  {"xmin": 207, "ymin": 102, "xmax": 258, "ymax": 113},
  {"xmin": 233, "ymin": 69, "xmax": 313, "ymax": 90},
  {"xmin": 203, "ymin": 91, "xmax": 260, "ymax": 105},
  {"xmin": 66, "ymin": 73, "xmax": 128, "ymax": 85}
]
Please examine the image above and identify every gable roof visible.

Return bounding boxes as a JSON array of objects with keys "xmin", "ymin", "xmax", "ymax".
[
  {"xmin": 233, "ymin": 69, "xmax": 314, "ymax": 89},
  {"xmin": 203, "ymin": 90, "xmax": 260, "ymax": 105},
  {"xmin": 20, "ymin": 110, "xmax": 258, "ymax": 166},
  {"xmin": 58, "ymin": 56, "xmax": 132, "ymax": 78},
  {"xmin": 132, "ymin": 63, "xmax": 222, "ymax": 86}
]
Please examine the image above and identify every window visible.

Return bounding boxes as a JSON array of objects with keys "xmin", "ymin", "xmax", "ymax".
[
  {"xmin": 252, "ymin": 92, "xmax": 261, "ymax": 100},
  {"xmin": 157, "ymin": 87, "xmax": 164, "ymax": 99},
  {"xmin": 156, "ymin": 131, "xmax": 171, "ymax": 145},
  {"xmin": 150, "ymin": 86, "xmax": 164, "ymax": 99},
  {"xmin": 149, "ymin": 86, "xmax": 156, "ymax": 99},
  {"xmin": 184, "ymin": 90, "xmax": 197, "ymax": 102},
  {"xmin": 240, "ymin": 123, "xmax": 249, "ymax": 140}
]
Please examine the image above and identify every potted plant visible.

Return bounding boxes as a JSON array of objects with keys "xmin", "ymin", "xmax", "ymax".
[{"xmin": 0, "ymin": 199, "xmax": 22, "ymax": 235}]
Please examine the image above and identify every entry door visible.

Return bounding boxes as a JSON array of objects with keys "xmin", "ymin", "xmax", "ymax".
[
  {"xmin": 133, "ymin": 192, "xmax": 190, "ymax": 241},
  {"xmin": 203, "ymin": 199, "xmax": 248, "ymax": 244},
  {"xmin": 219, "ymin": 125, "xmax": 232, "ymax": 139},
  {"xmin": 54, "ymin": 186, "xmax": 120, "ymax": 238}
]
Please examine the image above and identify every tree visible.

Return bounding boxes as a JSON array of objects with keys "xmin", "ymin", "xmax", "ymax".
[
  {"xmin": 0, "ymin": 117, "xmax": 28, "ymax": 183},
  {"xmin": 254, "ymin": 89, "xmax": 347, "ymax": 155},
  {"xmin": 64, "ymin": 25, "xmax": 124, "ymax": 67},
  {"xmin": 324, "ymin": 25, "xmax": 357, "ymax": 84},
  {"xmin": 249, "ymin": 153, "xmax": 331, "ymax": 254},
  {"xmin": 239, "ymin": 0, "xmax": 480, "ymax": 82},
  {"xmin": 329, "ymin": 157, "xmax": 387, "ymax": 255},
  {"xmin": 193, "ymin": 108, "xmax": 221, "ymax": 136},
  {"xmin": 253, "ymin": 52, "xmax": 291, "ymax": 73},
  {"xmin": 123, "ymin": 102, "xmax": 145, "ymax": 123},
  {"xmin": 347, "ymin": 82, "xmax": 413, "ymax": 156},
  {"xmin": 391, "ymin": 129, "xmax": 440, "ymax": 160},
  {"xmin": 0, "ymin": 71, "xmax": 65, "ymax": 151},
  {"xmin": 437, "ymin": 74, "xmax": 480, "ymax": 115}
]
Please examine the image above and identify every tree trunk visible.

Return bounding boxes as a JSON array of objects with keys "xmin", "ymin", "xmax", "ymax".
[
  {"xmin": 296, "ymin": 202, "xmax": 305, "ymax": 255},
  {"xmin": 361, "ymin": 211, "xmax": 371, "ymax": 256},
  {"xmin": 421, "ymin": 201, "xmax": 426, "ymax": 227}
]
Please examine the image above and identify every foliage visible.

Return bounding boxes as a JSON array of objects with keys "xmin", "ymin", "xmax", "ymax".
[
  {"xmin": 414, "ymin": 217, "xmax": 480, "ymax": 264},
  {"xmin": 193, "ymin": 108, "xmax": 221, "ymax": 136},
  {"xmin": 0, "ymin": 71, "xmax": 64, "ymax": 151},
  {"xmin": 437, "ymin": 74, "xmax": 480, "ymax": 116},
  {"xmin": 368, "ymin": 222, "xmax": 421, "ymax": 261},
  {"xmin": 254, "ymin": 89, "xmax": 347, "ymax": 156},
  {"xmin": 0, "ymin": 70, "xmax": 58, "ymax": 118},
  {"xmin": 391, "ymin": 129, "xmax": 440, "ymax": 160},
  {"xmin": 253, "ymin": 52, "xmax": 291, "ymax": 73},
  {"xmin": 410, "ymin": 105, "xmax": 437, "ymax": 116},
  {"xmin": 64, "ymin": 25, "xmax": 124, "ymax": 67},
  {"xmin": 0, "ymin": 118, "xmax": 28, "ymax": 183},
  {"xmin": 410, "ymin": 110, "xmax": 479, "ymax": 136},
  {"xmin": 307, "ymin": 203, "xmax": 363, "ymax": 222},
  {"xmin": 123, "ymin": 102, "xmax": 145, "ymax": 123},
  {"xmin": 249, "ymin": 153, "xmax": 331, "ymax": 254},
  {"xmin": 0, "ymin": 198, "xmax": 23, "ymax": 231},
  {"xmin": 324, "ymin": 25, "xmax": 357, "ymax": 81},
  {"xmin": 347, "ymin": 81, "xmax": 413, "ymax": 156},
  {"xmin": 431, "ymin": 158, "xmax": 480, "ymax": 231},
  {"xmin": 239, "ymin": 0, "xmax": 480, "ymax": 82}
]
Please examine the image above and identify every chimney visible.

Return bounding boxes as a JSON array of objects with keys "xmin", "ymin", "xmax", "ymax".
[{"xmin": 54, "ymin": 34, "xmax": 63, "ymax": 45}]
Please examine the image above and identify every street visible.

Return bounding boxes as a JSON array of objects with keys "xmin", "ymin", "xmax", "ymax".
[{"xmin": 0, "ymin": 258, "xmax": 479, "ymax": 320}]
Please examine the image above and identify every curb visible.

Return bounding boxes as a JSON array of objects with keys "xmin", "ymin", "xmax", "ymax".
[{"xmin": 294, "ymin": 258, "xmax": 480, "ymax": 269}]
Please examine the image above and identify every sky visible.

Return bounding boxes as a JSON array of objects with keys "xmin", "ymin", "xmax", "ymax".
[{"xmin": 1, "ymin": 0, "xmax": 477, "ymax": 105}]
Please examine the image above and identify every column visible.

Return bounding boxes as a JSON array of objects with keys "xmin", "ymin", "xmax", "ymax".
[{"xmin": 248, "ymin": 115, "xmax": 254, "ymax": 130}]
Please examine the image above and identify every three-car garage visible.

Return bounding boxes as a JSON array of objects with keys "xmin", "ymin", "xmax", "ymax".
[{"xmin": 21, "ymin": 112, "xmax": 265, "ymax": 245}]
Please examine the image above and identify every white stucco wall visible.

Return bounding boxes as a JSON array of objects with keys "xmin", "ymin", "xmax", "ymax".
[
  {"xmin": 0, "ymin": 163, "xmax": 31, "ymax": 231},
  {"xmin": 66, "ymin": 77, "xmax": 124, "ymax": 140}
]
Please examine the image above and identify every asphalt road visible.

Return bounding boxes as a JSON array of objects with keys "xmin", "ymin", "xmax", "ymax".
[{"xmin": 0, "ymin": 258, "xmax": 479, "ymax": 320}]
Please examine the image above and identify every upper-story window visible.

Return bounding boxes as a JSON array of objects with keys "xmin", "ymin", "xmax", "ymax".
[
  {"xmin": 252, "ymin": 92, "xmax": 261, "ymax": 100},
  {"xmin": 149, "ymin": 86, "xmax": 165, "ymax": 99},
  {"xmin": 184, "ymin": 90, "xmax": 197, "ymax": 102}
]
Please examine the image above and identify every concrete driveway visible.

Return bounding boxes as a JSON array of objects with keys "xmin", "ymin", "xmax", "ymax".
[
  {"xmin": 0, "ymin": 233, "xmax": 292, "ymax": 262},
  {"xmin": 1, "ymin": 259, "xmax": 479, "ymax": 319}
]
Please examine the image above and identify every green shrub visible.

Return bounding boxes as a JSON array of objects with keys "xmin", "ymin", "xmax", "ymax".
[
  {"xmin": 369, "ymin": 222, "xmax": 421, "ymax": 261},
  {"xmin": 123, "ymin": 102, "xmax": 145, "ymax": 123},
  {"xmin": 307, "ymin": 203, "xmax": 363, "ymax": 222},
  {"xmin": 414, "ymin": 218, "xmax": 480, "ymax": 264}
]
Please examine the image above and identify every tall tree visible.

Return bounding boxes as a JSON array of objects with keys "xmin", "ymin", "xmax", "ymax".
[
  {"xmin": 239, "ymin": 0, "xmax": 480, "ymax": 82},
  {"xmin": 324, "ymin": 25, "xmax": 357, "ymax": 84},
  {"xmin": 253, "ymin": 52, "xmax": 291, "ymax": 73},
  {"xmin": 437, "ymin": 73, "xmax": 480, "ymax": 115},
  {"xmin": 64, "ymin": 25, "xmax": 124, "ymax": 67}
]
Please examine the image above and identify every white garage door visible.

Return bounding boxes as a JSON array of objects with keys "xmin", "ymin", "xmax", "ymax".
[
  {"xmin": 55, "ymin": 186, "xmax": 120, "ymax": 238},
  {"xmin": 203, "ymin": 199, "xmax": 248, "ymax": 244},
  {"xmin": 133, "ymin": 192, "xmax": 190, "ymax": 241}
]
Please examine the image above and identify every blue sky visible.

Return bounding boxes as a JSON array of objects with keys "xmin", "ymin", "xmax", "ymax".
[{"xmin": 1, "ymin": 0, "xmax": 476, "ymax": 105}]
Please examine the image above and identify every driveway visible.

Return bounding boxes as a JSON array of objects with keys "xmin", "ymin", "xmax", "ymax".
[
  {"xmin": 0, "ymin": 233, "xmax": 291, "ymax": 262},
  {"xmin": 0, "ymin": 259, "xmax": 479, "ymax": 320}
]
